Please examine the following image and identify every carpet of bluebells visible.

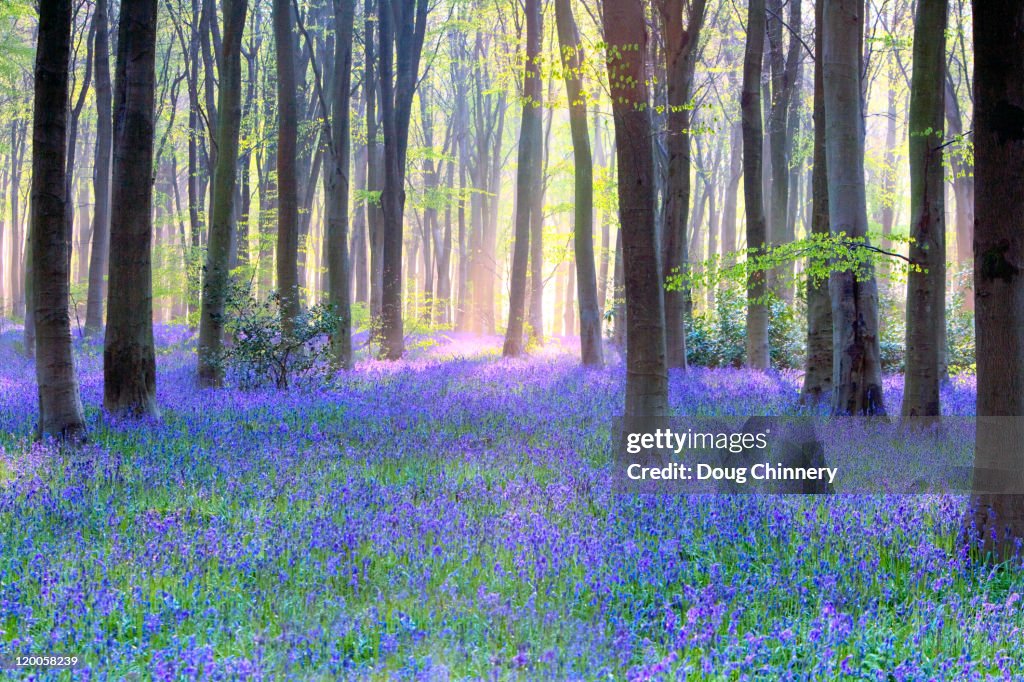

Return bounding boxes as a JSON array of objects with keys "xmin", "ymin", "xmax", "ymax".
[{"xmin": 0, "ymin": 324, "xmax": 1021, "ymax": 681}]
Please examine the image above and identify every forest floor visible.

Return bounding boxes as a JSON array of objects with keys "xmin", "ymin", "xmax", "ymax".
[{"xmin": 0, "ymin": 326, "xmax": 1020, "ymax": 680}]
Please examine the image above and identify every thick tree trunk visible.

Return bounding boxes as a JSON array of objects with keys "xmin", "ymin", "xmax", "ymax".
[
  {"xmin": 801, "ymin": 0, "xmax": 834, "ymax": 403},
  {"xmin": 555, "ymin": 0, "xmax": 602, "ymax": 366},
  {"xmin": 964, "ymin": 0, "xmax": 1024, "ymax": 561},
  {"xmin": 902, "ymin": 0, "xmax": 946, "ymax": 418},
  {"xmin": 274, "ymin": 0, "xmax": 301, "ymax": 335},
  {"xmin": 197, "ymin": 0, "xmax": 248, "ymax": 386},
  {"xmin": 31, "ymin": 0, "xmax": 86, "ymax": 440},
  {"xmin": 660, "ymin": 0, "xmax": 705, "ymax": 369},
  {"xmin": 604, "ymin": 0, "xmax": 668, "ymax": 417},
  {"xmin": 85, "ymin": 0, "xmax": 113, "ymax": 335},
  {"xmin": 324, "ymin": 0, "xmax": 355, "ymax": 369},
  {"xmin": 104, "ymin": 0, "xmax": 160, "ymax": 416},
  {"xmin": 742, "ymin": 0, "xmax": 770, "ymax": 369},
  {"xmin": 823, "ymin": 0, "xmax": 886, "ymax": 415}
]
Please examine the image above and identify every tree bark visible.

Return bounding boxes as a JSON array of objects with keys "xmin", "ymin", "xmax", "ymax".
[
  {"xmin": 324, "ymin": 0, "xmax": 355, "ymax": 368},
  {"xmin": 766, "ymin": 0, "xmax": 801, "ymax": 302},
  {"xmin": 801, "ymin": 0, "xmax": 833, "ymax": 403},
  {"xmin": 742, "ymin": 0, "xmax": 770, "ymax": 369},
  {"xmin": 554, "ymin": 0, "xmax": 602, "ymax": 366},
  {"xmin": 197, "ymin": 0, "xmax": 249, "ymax": 386},
  {"xmin": 823, "ymin": 0, "xmax": 886, "ymax": 415},
  {"xmin": 604, "ymin": 0, "xmax": 668, "ymax": 417},
  {"xmin": 274, "ymin": 0, "xmax": 301, "ymax": 335},
  {"xmin": 964, "ymin": 0, "xmax": 1024, "ymax": 561},
  {"xmin": 377, "ymin": 0, "xmax": 429, "ymax": 359},
  {"xmin": 85, "ymin": 0, "xmax": 113, "ymax": 335},
  {"xmin": 104, "ymin": 0, "xmax": 160, "ymax": 416},
  {"xmin": 31, "ymin": 0, "xmax": 86, "ymax": 440},
  {"xmin": 660, "ymin": 0, "xmax": 706, "ymax": 369},
  {"xmin": 503, "ymin": 0, "xmax": 542, "ymax": 357},
  {"xmin": 902, "ymin": 0, "xmax": 946, "ymax": 418}
]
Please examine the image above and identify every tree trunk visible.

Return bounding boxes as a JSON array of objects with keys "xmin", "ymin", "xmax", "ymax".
[
  {"xmin": 660, "ymin": 0, "xmax": 705, "ymax": 369},
  {"xmin": 104, "ymin": 0, "xmax": 161, "ymax": 416},
  {"xmin": 801, "ymin": 0, "xmax": 833, "ymax": 403},
  {"xmin": 377, "ymin": 0, "xmax": 429, "ymax": 359},
  {"xmin": 594, "ymin": 115, "xmax": 610, "ymax": 322},
  {"xmin": 274, "ymin": 0, "xmax": 301, "ymax": 335},
  {"xmin": 963, "ymin": 0, "xmax": 1024, "ymax": 561},
  {"xmin": 365, "ymin": 0, "xmax": 385, "ymax": 319},
  {"xmin": 324, "ymin": 0, "xmax": 355, "ymax": 369},
  {"xmin": 766, "ymin": 0, "xmax": 800, "ymax": 302},
  {"xmin": 352, "ymin": 88, "xmax": 369, "ymax": 305},
  {"xmin": 742, "ymin": 0, "xmax": 770, "ymax": 369},
  {"xmin": 503, "ymin": 0, "xmax": 542, "ymax": 357},
  {"xmin": 197, "ymin": 0, "xmax": 248, "ymax": 386},
  {"xmin": 554, "ymin": 0, "xmax": 602, "ymax": 365},
  {"xmin": 823, "ymin": 0, "xmax": 886, "ymax": 415},
  {"xmin": 604, "ymin": 0, "xmax": 668, "ymax": 417},
  {"xmin": 85, "ymin": 0, "xmax": 113, "ymax": 335},
  {"xmin": 902, "ymin": 0, "xmax": 946, "ymax": 418},
  {"xmin": 720, "ymin": 118, "xmax": 742, "ymax": 256},
  {"xmin": 31, "ymin": 0, "xmax": 86, "ymax": 440}
]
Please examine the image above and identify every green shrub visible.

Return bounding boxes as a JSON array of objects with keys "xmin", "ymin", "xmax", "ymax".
[
  {"xmin": 216, "ymin": 281, "xmax": 341, "ymax": 389},
  {"xmin": 684, "ymin": 284, "xmax": 805, "ymax": 370}
]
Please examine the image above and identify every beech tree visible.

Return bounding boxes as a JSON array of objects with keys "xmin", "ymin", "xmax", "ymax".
[
  {"xmin": 902, "ymin": 0, "xmax": 946, "ymax": 418},
  {"xmin": 324, "ymin": 0, "xmax": 356, "ymax": 368},
  {"xmin": 823, "ymin": 0, "xmax": 885, "ymax": 415},
  {"xmin": 275, "ymin": 0, "xmax": 301, "ymax": 335},
  {"xmin": 503, "ymin": 0, "xmax": 542, "ymax": 358},
  {"xmin": 659, "ymin": 0, "xmax": 706, "ymax": 369},
  {"xmin": 965, "ymin": 0, "xmax": 1024, "ymax": 560},
  {"xmin": 197, "ymin": 0, "xmax": 249, "ymax": 386},
  {"xmin": 31, "ymin": 0, "xmax": 86, "ymax": 440},
  {"xmin": 104, "ymin": 0, "xmax": 160, "ymax": 416},
  {"xmin": 377, "ymin": 0, "xmax": 429, "ymax": 360},
  {"xmin": 84, "ymin": 0, "xmax": 113, "ymax": 335},
  {"xmin": 554, "ymin": 0, "xmax": 601, "ymax": 366},
  {"xmin": 604, "ymin": 0, "xmax": 668, "ymax": 417},
  {"xmin": 801, "ymin": 0, "xmax": 832, "ymax": 403},
  {"xmin": 742, "ymin": 0, "xmax": 769, "ymax": 370}
]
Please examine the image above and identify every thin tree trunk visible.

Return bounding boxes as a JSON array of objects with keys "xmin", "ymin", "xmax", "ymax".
[
  {"xmin": 801, "ymin": 0, "xmax": 834, "ymax": 403},
  {"xmin": 594, "ymin": 115, "xmax": 610, "ymax": 322},
  {"xmin": 660, "ymin": 0, "xmax": 705, "ymax": 369},
  {"xmin": 721, "ymin": 118, "xmax": 742, "ymax": 256},
  {"xmin": 85, "ymin": 0, "xmax": 113, "ymax": 335},
  {"xmin": 742, "ymin": 0, "xmax": 770, "ymax": 369},
  {"xmin": 274, "ymin": 0, "xmax": 300, "ymax": 335},
  {"xmin": 377, "ymin": 0, "xmax": 429, "ymax": 359},
  {"xmin": 197, "ymin": 0, "xmax": 248, "ymax": 386},
  {"xmin": 902, "ymin": 0, "xmax": 946, "ymax": 418},
  {"xmin": 503, "ymin": 0, "xmax": 542, "ymax": 357},
  {"xmin": 324, "ymin": 0, "xmax": 355, "ymax": 368},
  {"xmin": 31, "ymin": 0, "xmax": 86, "ymax": 440},
  {"xmin": 555, "ymin": 0, "xmax": 601, "ymax": 365}
]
